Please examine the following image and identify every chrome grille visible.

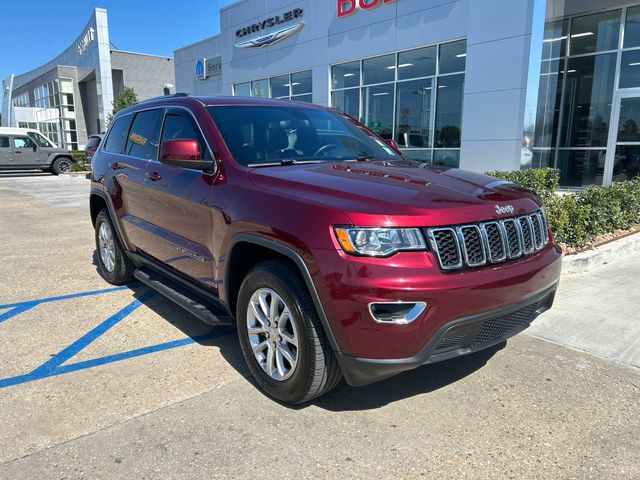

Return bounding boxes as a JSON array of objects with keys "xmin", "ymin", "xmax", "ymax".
[{"xmin": 426, "ymin": 210, "xmax": 549, "ymax": 271}]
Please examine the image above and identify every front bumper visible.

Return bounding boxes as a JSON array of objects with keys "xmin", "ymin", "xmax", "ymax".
[{"xmin": 338, "ymin": 284, "xmax": 557, "ymax": 386}]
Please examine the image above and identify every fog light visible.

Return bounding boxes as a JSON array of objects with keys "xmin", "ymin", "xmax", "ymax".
[{"xmin": 368, "ymin": 302, "xmax": 427, "ymax": 324}]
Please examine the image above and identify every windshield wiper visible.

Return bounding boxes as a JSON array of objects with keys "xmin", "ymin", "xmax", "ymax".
[
  {"xmin": 356, "ymin": 152, "xmax": 373, "ymax": 161},
  {"xmin": 247, "ymin": 159, "xmax": 326, "ymax": 168}
]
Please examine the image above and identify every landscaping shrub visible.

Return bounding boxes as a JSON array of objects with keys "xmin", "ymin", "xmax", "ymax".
[
  {"xmin": 486, "ymin": 168, "xmax": 640, "ymax": 249},
  {"xmin": 484, "ymin": 168, "xmax": 559, "ymax": 201}
]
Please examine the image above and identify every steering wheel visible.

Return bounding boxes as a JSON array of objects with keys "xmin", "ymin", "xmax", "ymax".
[{"xmin": 314, "ymin": 144, "xmax": 340, "ymax": 157}]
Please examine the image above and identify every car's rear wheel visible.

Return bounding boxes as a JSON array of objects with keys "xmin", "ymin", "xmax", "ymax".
[
  {"xmin": 94, "ymin": 209, "xmax": 134, "ymax": 285},
  {"xmin": 51, "ymin": 157, "xmax": 72, "ymax": 175},
  {"xmin": 237, "ymin": 260, "xmax": 342, "ymax": 404}
]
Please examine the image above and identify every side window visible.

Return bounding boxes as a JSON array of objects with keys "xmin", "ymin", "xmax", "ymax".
[
  {"xmin": 28, "ymin": 132, "xmax": 51, "ymax": 147},
  {"xmin": 125, "ymin": 109, "xmax": 163, "ymax": 160},
  {"xmin": 161, "ymin": 111, "xmax": 211, "ymax": 159},
  {"xmin": 13, "ymin": 137, "xmax": 36, "ymax": 149},
  {"xmin": 103, "ymin": 115, "xmax": 132, "ymax": 154},
  {"xmin": 0, "ymin": 136, "xmax": 10, "ymax": 148}
]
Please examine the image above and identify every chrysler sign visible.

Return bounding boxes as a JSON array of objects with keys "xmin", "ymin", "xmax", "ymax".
[
  {"xmin": 337, "ymin": 0, "xmax": 395, "ymax": 17},
  {"xmin": 234, "ymin": 8, "xmax": 305, "ymax": 49}
]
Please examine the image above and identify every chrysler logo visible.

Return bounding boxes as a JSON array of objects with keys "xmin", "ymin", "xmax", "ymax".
[
  {"xmin": 495, "ymin": 205, "xmax": 515, "ymax": 215},
  {"xmin": 235, "ymin": 22, "xmax": 305, "ymax": 49}
]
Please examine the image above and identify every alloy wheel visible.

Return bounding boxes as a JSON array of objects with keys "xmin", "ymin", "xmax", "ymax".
[{"xmin": 246, "ymin": 288, "xmax": 299, "ymax": 381}]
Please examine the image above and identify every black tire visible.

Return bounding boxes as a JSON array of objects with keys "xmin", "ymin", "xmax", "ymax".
[
  {"xmin": 51, "ymin": 157, "xmax": 72, "ymax": 175},
  {"xmin": 94, "ymin": 209, "xmax": 135, "ymax": 285},
  {"xmin": 236, "ymin": 260, "xmax": 342, "ymax": 404}
]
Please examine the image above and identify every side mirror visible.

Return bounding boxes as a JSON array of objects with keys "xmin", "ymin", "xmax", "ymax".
[
  {"xmin": 159, "ymin": 139, "xmax": 213, "ymax": 170},
  {"xmin": 386, "ymin": 139, "xmax": 400, "ymax": 151}
]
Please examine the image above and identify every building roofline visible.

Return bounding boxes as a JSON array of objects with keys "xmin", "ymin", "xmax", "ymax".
[
  {"xmin": 110, "ymin": 49, "xmax": 173, "ymax": 60},
  {"xmin": 173, "ymin": 34, "xmax": 221, "ymax": 53}
]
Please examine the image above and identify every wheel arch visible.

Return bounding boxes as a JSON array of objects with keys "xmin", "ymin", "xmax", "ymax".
[{"xmin": 225, "ymin": 234, "xmax": 342, "ymax": 355}]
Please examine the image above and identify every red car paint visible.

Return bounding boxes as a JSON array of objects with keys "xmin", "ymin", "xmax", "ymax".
[{"xmin": 90, "ymin": 95, "xmax": 561, "ymax": 384}]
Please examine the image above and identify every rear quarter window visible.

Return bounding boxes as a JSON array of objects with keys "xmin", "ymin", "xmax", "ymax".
[{"xmin": 103, "ymin": 115, "xmax": 132, "ymax": 154}]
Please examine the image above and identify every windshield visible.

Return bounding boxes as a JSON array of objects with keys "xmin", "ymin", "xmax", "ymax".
[{"xmin": 207, "ymin": 105, "xmax": 401, "ymax": 167}]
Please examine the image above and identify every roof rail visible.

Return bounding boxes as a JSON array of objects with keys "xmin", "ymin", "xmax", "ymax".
[{"xmin": 135, "ymin": 92, "xmax": 191, "ymax": 105}]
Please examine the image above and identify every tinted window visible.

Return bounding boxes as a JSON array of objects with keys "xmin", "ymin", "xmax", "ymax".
[
  {"xmin": 332, "ymin": 61, "xmax": 360, "ymax": 89},
  {"xmin": 363, "ymin": 54, "xmax": 395, "ymax": 85},
  {"xmin": 86, "ymin": 137, "xmax": 102, "ymax": 149},
  {"xmin": 104, "ymin": 115, "xmax": 132, "ymax": 154},
  {"xmin": 570, "ymin": 10, "xmax": 621, "ymax": 56},
  {"xmin": 161, "ymin": 112, "xmax": 210, "ymax": 160},
  {"xmin": 208, "ymin": 105, "xmax": 401, "ymax": 167},
  {"xmin": 125, "ymin": 109, "xmax": 163, "ymax": 160},
  {"xmin": 13, "ymin": 137, "xmax": 36, "ymax": 149},
  {"xmin": 439, "ymin": 40, "xmax": 467, "ymax": 74},
  {"xmin": 28, "ymin": 132, "xmax": 51, "ymax": 147},
  {"xmin": 0, "ymin": 136, "xmax": 10, "ymax": 148}
]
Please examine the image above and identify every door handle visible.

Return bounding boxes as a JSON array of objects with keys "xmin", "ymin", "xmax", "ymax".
[
  {"xmin": 145, "ymin": 171, "xmax": 162, "ymax": 181},
  {"xmin": 14, "ymin": 151, "xmax": 21, "ymax": 154},
  {"xmin": 109, "ymin": 162, "xmax": 122, "ymax": 169}
]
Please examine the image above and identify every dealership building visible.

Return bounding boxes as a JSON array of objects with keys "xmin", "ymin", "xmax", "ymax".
[
  {"xmin": 175, "ymin": 0, "xmax": 640, "ymax": 187},
  {"xmin": 1, "ymin": 8, "xmax": 175, "ymax": 150}
]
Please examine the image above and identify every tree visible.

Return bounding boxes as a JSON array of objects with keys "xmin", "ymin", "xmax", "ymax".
[{"xmin": 106, "ymin": 87, "xmax": 138, "ymax": 126}]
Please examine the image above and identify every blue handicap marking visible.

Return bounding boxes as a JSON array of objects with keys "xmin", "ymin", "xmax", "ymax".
[{"xmin": 0, "ymin": 286, "xmax": 235, "ymax": 389}]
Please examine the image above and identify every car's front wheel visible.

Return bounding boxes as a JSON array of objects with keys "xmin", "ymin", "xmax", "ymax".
[
  {"xmin": 51, "ymin": 157, "xmax": 72, "ymax": 175},
  {"xmin": 237, "ymin": 260, "xmax": 342, "ymax": 404},
  {"xmin": 94, "ymin": 209, "xmax": 134, "ymax": 285}
]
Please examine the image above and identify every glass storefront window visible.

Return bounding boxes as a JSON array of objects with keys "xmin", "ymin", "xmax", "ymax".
[
  {"xmin": 362, "ymin": 54, "xmax": 395, "ymax": 85},
  {"xmin": 434, "ymin": 74, "xmax": 464, "ymax": 148},
  {"xmin": 439, "ymin": 40, "xmax": 466, "ymax": 74},
  {"xmin": 271, "ymin": 75, "xmax": 289, "ymax": 98},
  {"xmin": 292, "ymin": 94, "xmax": 313, "ymax": 103},
  {"xmin": 530, "ymin": 149, "xmax": 555, "ymax": 170},
  {"xmin": 397, "ymin": 46, "xmax": 436, "ymax": 80},
  {"xmin": 403, "ymin": 149, "xmax": 432, "ymax": 163},
  {"xmin": 560, "ymin": 53, "xmax": 617, "ymax": 148},
  {"xmin": 617, "ymin": 97, "xmax": 640, "ymax": 143},
  {"xmin": 332, "ymin": 61, "xmax": 360, "ymax": 89},
  {"xmin": 332, "ymin": 89, "xmax": 360, "ymax": 120},
  {"xmin": 433, "ymin": 150, "xmax": 460, "ymax": 168},
  {"xmin": 533, "ymin": 60, "xmax": 563, "ymax": 148},
  {"xmin": 542, "ymin": 19, "xmax": 569, "ymax": 60},
  {"xmin": 619, "ymin": 50, "xmax": 640, "ymax": 89},
  {"xmin": 395, "ymin": 78, "xmax": 433, "ymax": 148},
  {"xmin": 557, "ymin": 149, "xmax": 606, "ymax": 186},
  {"xmin": 625, "ymin": 6, "xmax": 640, "ymax": 48},
  {"xmin": 251, "ymin": 79, "xmax": 269, "ymax": 98},
  {"xmin": 362, "ymin": 84, "xmax": 394, "ymax": 140},
  {"xmin": 613, "ymin": 146, "xmax": 640, "ymax": 181},
  {"xmin": 234, "ymin": 82, "xmax": 250, "ymax": 96},
  {"xmin": 569, "ymin": 11, "xmax": 621, "ymax": 56},
  {"xmin": 291, "ymin": 70, "xmax": 312, "ymax": 95}
]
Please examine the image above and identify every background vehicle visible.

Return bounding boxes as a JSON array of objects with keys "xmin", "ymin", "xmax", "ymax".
[
  {"xmin": 0, "ymin": 127, "xmax": 73, "ymax": 174},
  {"xmin": 84, "ymin": 134, "xmax": 104, "ymax": 169},
  {"xmin": 89, "ymin": 95, "xmax": 562, "ymax": 404}
]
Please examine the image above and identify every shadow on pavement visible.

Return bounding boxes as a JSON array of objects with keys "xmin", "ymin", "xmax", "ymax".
[
  {"xmin": 93, "ymin": 249, "xmax": 504, "ymax": 411},
  {"xmin": 131, "ymin": 278, "xmax": 504, "ymax": 410}
]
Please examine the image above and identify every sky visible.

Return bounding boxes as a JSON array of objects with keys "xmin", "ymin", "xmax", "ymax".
[{"xmin": 0, "ymin": 0, "xmax": 237, "ymax": 110}]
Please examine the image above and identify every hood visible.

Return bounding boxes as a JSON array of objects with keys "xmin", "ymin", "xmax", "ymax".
[{"xmin": 248, "ymin": 161, "xmax": 542, "ymax": 227}]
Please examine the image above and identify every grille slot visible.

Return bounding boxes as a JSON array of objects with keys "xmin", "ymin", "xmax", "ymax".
[
  {"xmin": 458, "ymin": 225, "xmax": 486, "ymax": 267},
  {"xmin": 428, "ymin": 228, "xmax": 462, "ymax": 270},
  {"xmin": 482, "ymin": 222, "xmax": 507, "ymax": 263},
  {"xmin": 426, "ymin": 210, "xmax": 549, "ymax": 271}
]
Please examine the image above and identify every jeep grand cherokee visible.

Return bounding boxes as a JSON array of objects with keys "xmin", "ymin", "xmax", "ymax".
[{"xmin": 89, "ymin": 95, "xmax": 562, "ymax": 404}]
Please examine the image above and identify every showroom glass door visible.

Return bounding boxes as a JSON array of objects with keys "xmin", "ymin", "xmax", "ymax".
[{"xmin": 605, "ymin": 91, "xmax": 640, "ymax": 184}]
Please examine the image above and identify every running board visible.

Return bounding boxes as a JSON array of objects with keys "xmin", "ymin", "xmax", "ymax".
[{"xmin": 134, "ymin": 268, "xmax": 233, "ymax": 326}]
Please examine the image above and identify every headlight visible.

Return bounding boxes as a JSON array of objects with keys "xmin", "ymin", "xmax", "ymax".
[{"xmin": 334, "ymin": 227, "xmax": 426, "ymax": 257}]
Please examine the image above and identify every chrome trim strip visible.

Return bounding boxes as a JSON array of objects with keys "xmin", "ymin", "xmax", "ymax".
[{"xmin": 368, "ymin": 301, "xmax": 428, "ymax": 325}]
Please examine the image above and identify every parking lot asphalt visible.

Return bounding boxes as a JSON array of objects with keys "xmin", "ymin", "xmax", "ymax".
[{"xmin": 1, "ymin": 173, "xmax": 639, "ymax": 479}]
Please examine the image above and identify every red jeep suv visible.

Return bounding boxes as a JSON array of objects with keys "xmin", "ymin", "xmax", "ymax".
[{"xmin": 90, "ymin": 95, "xmax": 562, "ymax": 404}]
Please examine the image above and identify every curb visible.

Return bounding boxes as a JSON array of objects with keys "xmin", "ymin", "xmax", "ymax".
[{"xmin": 562, "ymin": 232, "xmax": 640, "ymax": 275}]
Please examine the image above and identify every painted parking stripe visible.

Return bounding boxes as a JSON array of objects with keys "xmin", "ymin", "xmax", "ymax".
[{"xmin": 0, "ymin": 287, "xmax": 235, "ymax": 388}]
